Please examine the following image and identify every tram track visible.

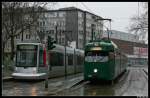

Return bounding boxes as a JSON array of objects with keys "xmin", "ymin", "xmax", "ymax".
[
  {"xmin": 58, "ymin": 69, "xmax": 131, "ymax": 96},
  {"xmin": 119, "ymin": 68, "xmax": 148, "ymax": 96},
  {"xmin": 114, "ymin": 69, "xmax": 131, "ymax": 96},
  {"xmin": 142, "ymin": 69, "xmax": 148, "ymax": 80},
  {"xmin": 3, "ymin": 67, "xmax": 148, "ymax": 96}
]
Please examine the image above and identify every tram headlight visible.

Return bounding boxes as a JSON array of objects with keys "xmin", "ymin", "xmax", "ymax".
[{"xmin": 94, "ymin": 69, "xmax": 98, "ymax": 73}]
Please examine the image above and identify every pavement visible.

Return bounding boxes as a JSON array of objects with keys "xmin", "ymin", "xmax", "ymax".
[
  {"xmin": 46, "ymin": 75, "xmax": 84, "ymax": 95},
  {"xmin": 143, "ymin": 68, "xmax": 148, "ymax": 75},
  {"xmin": 144, "ymin": 68, "xmax": 148, "ymax": 72},
  {"xmin": 2, "ymin": 77, "xmax": 13, "ymax": 82},
  {"xmin": 2, "ymin": 73, "xmax": 84, "ymax": 96}
]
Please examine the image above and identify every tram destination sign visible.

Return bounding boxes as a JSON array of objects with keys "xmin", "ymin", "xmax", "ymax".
[{"xmin": 17, "ymin": 45, "xmax": 37, "ymax": 50}]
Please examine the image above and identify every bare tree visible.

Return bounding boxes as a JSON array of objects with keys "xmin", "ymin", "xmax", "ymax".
[
  {"xmin": 128, "ymin": 2, "xmax": 148, "ymax": 43},
  {"xmin": 2, "ymin": 2, "xmax": 56, "ymax": 61}
]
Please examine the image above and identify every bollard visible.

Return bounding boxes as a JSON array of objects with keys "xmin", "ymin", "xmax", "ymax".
[
  {"xmin": 45, "ymin": 70, "xmax": 49, "ymax": 89},
  {"xmin": 45, "ymin": 77, "xmax": 48, "ymax": 89}
]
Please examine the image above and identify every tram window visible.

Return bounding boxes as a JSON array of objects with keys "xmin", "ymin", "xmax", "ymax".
[
  {"xmin": 85, "ymin": 51, "xmax": 108, "ymax": 56},
  {"xmin": 50, "ymin": 52, "xmax": 64, "ymax": 66},
  {"xmin": 77, "ymin": 55, "xmax": 83, "ymax": 65},
  {"xmin": 85, "ymin": 51, "xmax": 109, "ymax": 62},
  {"xmin": 77, "ymin": 55, "xmax": 80, "ymax": 65},
  {"xmin": 16, "ymin": 45, "xmax": 37, "ymax": 67},
  {"xmin": 68, "ymin": 54, "xmax": 73, "ymax": 66}
]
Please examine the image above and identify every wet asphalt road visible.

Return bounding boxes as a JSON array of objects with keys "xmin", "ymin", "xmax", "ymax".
[{"xmin": 2, "ymin": 66, "xmax": 148, "ymax": 96}]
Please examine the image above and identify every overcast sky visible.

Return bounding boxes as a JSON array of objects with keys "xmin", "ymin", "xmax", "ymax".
[{"xmin": 49, "ymin": 2, "xmax": 145, "ymax": 33}]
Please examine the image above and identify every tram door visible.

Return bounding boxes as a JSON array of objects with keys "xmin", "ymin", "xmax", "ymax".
[{"xmin": 37, "ymin": 45, "xmax": 48, "ymax": 73}]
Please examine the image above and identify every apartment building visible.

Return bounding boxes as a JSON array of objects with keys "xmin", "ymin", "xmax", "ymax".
[{"xmin": 4, "ymin": 7, "xmax": 104, "ymax": 53}]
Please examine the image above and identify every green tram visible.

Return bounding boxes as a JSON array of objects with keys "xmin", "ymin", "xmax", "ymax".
[{"xmin": 84, "ymin": 39, "xmax": 128, "ymax": 82}]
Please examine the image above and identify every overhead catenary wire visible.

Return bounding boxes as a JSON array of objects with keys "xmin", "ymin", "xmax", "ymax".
[
  {"xmin": 81, "ymin": 2, "xmax": 94, "ymax": 14},
  {"xmin": 80, "ymin": 2, "xmax": 112, "ymax": 38}
]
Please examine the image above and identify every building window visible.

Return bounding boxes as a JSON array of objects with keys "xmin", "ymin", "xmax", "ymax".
[
  {"xmin": 46, "ymin": 31, "xmax": 49, "ymax": 34},
  {"xmin": 62, "ymin": 21, "xmax": 65, "ymax": 26},
  {"xmin": 16, "ymin": 35, "xmax": 20, "ymax": 39},
  {"xmin": 51, "ymin": 30, "xmax": 54, "ymax": 35},
  {"xmin": 37, "ymin": 22, "xmax": 39, "ymax": 26},
  {"xmin": 43, "ymin": 21, "xmax": 45, "ymax": 26},
  {"xmin": 26, "ymin": 34, "xmax": 30, "ymax": 39},
  {"xmin": 40, "ymin": 22, "xmax": 42, "ymax": 26},
  {"xmin": 62, "ymin": 38, "xmax": 65, "ymax": 44}
]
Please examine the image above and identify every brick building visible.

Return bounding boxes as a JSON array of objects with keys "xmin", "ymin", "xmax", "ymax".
[
  {"xmin": 103, "ymin": 32, "xmax": 148, "ymax": 65},
  {"xmin": 110, "ymin": 38, "xmax": 148, "ymax": 55}
]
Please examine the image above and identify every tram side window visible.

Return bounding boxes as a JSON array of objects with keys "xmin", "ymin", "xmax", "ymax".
[
  {"xmin": 68, "ymin": 54, "xmax": 73, "ymax": 66},
  {"xmin": 77, "ymin": 55, "xmax": 83, "ymax": 65},
  {"xmin": 77, "ymin": 55, "xmax": 80, "ymax": 65},
  {"xmin": 39, "ymin": 49, "xmax": 44, "ymax": 67},
  {"xmin": 81, "ymin": 56, "xmax": 84, "ymax": 65},
  {"xmin": 50, "ymin": 52, "xmax": 64, "ymax": 66}
]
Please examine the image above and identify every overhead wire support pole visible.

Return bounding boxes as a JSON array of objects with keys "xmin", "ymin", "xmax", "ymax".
[
  {"xmin": 55, "ymin": 23, "xmax": 58, "ymax": 44},
  {"xmin": 95, "ymin": 18, "xmax": 112, "ymax": 40},
  {"xmin": 109, "ymin": 20, "xmax": 112, "ymax": 40},
  {"xmin": 64, "ymin": 30, "xmax": 67, "ymax": 79}
]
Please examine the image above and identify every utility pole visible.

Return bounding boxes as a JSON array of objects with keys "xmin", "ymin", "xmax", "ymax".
[
  {"xmin": 45, "ymin": 36, "xmax": 56, "ymax": 89},
  {"xmin": 21, "ymin": 31, "xmax": 23, "ymax": 42},
  {"xmin": 83, "ymin": 11, "xmax": 86, "ymax": 48},
  {"xmin": 64, "ymin": 30, "xmax": 67, "ymax": 79},
  {"xmin": 91, "ymin": 24, "xmax": 94, "ymax": 41},
  {"xmin": 55, "ymin": 23, "xmax": 58, "ymax": 44},
  {"xmin": 64, "ymin": 30, "xmax": 72, "ymax": 79},
  {"xmin": 95, "ymin": 18, "xmax": 112, "ymax": 40}
]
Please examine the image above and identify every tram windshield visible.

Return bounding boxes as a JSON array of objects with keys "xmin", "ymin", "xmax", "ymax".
[
  {"xmin": 16, "ymin": 44, "xmax": 38, "ymax": 67},
  {"xmin": 85, "ymin": 51, "xmax": 109, "ymax": 62}
]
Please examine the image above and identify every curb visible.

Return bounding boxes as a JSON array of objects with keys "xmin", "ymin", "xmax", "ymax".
[
  {"xmin": 143, "ymin": 69, "xmax": 148, "ymax": 75},
  {"xmin": 2, "ymin": 77, "xmax": 13, "ymax": 82}
]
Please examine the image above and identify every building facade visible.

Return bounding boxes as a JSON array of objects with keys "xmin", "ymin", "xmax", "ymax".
[
  {"xmin": 113, "ymin": 38, "xmax": 148, "ymax": 66},
  {"xmin": 102, "ymin": 30, "xmax": 140, "ymax": 43},
  {"xmin": 42, "ymin": 7, "xmax": 103, "ymax": 49},
  {"xmin": 102, "ymin": 30, "xmax": 148, "ymax": 66},
  {"xmin": 4, "ymin": 7, "xmax": 103, "ymax": 53}
]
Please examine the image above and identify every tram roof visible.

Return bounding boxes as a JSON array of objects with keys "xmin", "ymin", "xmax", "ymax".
[
  {"xmin": 17, "ymin": 42, "xmax": 84, "ymax": 53},
  {"xmin": 51, "ymin": 44, "xmax": 84, "ymax": 54},
  {"xmin": 85, "ymin": 39, "xmax": 118, "ymax": 51},
  {"xmin": 17, "ymin": 43, "xmax": 41, "ymax": 45}
]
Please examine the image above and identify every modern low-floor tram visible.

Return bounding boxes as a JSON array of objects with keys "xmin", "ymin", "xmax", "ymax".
[{"xmin": 12, "ymin": 43, "xmax": 84, "ymax": 79}]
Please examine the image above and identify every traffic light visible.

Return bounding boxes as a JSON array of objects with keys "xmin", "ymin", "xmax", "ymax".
[{"xmin": 47, "ymin": 36, "xmax": 56, "ymax": 50}]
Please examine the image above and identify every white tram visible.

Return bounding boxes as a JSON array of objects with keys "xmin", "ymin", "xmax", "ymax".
[{"xmin": 12, "ymin": 43, "xmax": 84, "ymax": 79}]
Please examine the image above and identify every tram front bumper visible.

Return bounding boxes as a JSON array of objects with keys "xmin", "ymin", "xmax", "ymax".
[{"xmin": 12, "ymin": 73, "xmax": 47, "ymax": 79}]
